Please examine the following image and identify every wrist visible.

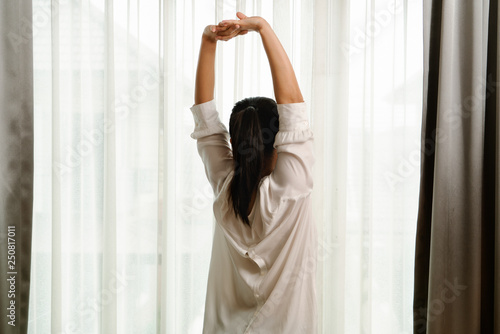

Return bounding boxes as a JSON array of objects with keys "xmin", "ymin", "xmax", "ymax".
[
  {"xmin": 202, "ymin": 25, "xmax": 218, "ymax": 44},
  {"xmin": 257, "ymin": 19, "xmax": 271, "ymax": 34},
  {"xmin": 202, "ymin": 34, "xmax": 217, "ymax": 45}
]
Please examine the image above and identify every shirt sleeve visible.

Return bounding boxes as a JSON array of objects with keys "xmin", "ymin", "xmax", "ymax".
[
  {"xmin": 268, "ymin": 102, "xmax": 314, "ymax": 199},
  {"xmin": 190, "ymin": 100, "xmax": 233, "ymax": 194}
]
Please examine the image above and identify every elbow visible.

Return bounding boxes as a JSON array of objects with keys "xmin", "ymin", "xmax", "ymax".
[{"xmin": 275, "ymin": 89, "xmax": 304, "ymax": 105}]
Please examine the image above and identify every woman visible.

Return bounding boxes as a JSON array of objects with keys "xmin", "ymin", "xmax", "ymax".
[{"xmin": 191, "ymin": 12, "xmax": 316, "ymax": 333}]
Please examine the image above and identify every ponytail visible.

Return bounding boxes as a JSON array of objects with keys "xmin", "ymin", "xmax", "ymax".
[
  {"xmin": 228, "ymin": 97, "xmax": 279, "ymax": 225},
  {"xmin": 228, "ymin": 106, "xmax": 264, "ymax": 225}
]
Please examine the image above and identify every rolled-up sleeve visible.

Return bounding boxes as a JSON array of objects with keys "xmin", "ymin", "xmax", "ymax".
[
  {"xmin": 190, "ymin": 100, "xmax": 233, "ymax": 194},
  {"xmin": 269, "ymin": 102, "xmax": 314, "ymax": 198},
  {"xmin": 190, "ymin": 100, "xmax": 228, "ymax": 139}
]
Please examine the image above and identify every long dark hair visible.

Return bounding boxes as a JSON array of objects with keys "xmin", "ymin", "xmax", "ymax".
[{"xmin": 228, "ymin": 97, "xmax": 279, "ymax": 225}]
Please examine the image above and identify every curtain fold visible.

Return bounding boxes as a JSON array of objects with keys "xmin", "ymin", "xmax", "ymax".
[
  {"xmin": 414, "ymin": 0, "xmax": 499, "ymax": 333},
  {"xmin": 0, "ymin": 1, "xmax": 34, "ymax": 333},
  {"xmin": 101, "ymin": 0, "xmax": 118, "ymax": 333},
  {"xmin": 311, "ymin": 0, "xmax": 349, "ymax": 332}
]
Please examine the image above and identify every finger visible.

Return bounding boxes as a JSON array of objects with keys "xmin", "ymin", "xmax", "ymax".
[
  {"xmin": 217, "ymin": 29, "xmax": 240, "ymax": 41},
  {"xmin": 229, "ymin": 27, "xmax": 241, "ymax": 37},
  {"xmin": 216, "ymin": 25, "xmax": 240, "ymax": 36},
  {"xmin": 220, "ymin": 19, "xmax": 241, "ymax": 26},
  {"xmin": 216, "ymin": 35, "xmax": 231, "ymax": 41},
  {"xmin": 238, "ymin": 30, "xmax": 249, "ymax": 35},
  {"xmin": 213, "ymin": 25, "xmax": 229, "ymax": 32},
  {"xmin": 229, "ymin": 25, "xmax": 240, "ymax": 34},
  {"xmin": 215, "ymin": 22, "xmax": 238, "ymax": 30},
  {"xmin": 216, "ymin": 32, "xmax": 237, "ymax": 41},
  {"xmin": 236, "ymin": 12, "xmax": 247, "ymax": 19}
]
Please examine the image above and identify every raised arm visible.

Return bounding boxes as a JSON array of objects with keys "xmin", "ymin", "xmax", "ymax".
[
  {"xmin": 194, "ymin": 26, "xmax": 217, "ymax": 105},
  {"xmin": 194, "ymin": 24, "xmax": 246, "ymax": 105},
  {"xmin": 218, "ymin": 13, "xmax": 312, "ymax": 198},
  {"xmin": 220, "ymin": 12, "xmax": 303, "ymax": 104},
  {"xmin": 192, "ymin": 23, "xmax": 247, "ymax": 193}
]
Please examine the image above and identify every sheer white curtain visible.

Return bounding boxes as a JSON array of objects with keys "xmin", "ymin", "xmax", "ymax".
[{"xmin": 29, "ymin": 0, "xmax": 422, "ymax": 333}]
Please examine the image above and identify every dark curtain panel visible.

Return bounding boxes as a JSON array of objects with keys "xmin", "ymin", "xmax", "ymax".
[
  {"xmin": 0, "ymin": 1, "xmax": 34, "ymax": 333},
  {"xmin": 414, "ymin": 0, "xmax": 499, "ymax": 333}
]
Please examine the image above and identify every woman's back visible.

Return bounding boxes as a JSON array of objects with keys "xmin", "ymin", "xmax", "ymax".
[
  {"xmin": 191, "ymin": 12, "xmax": 317, "ymax": 333},
  {"xmin": 191, "ymin": 101, "xmax": 316, "ymax": 333}
]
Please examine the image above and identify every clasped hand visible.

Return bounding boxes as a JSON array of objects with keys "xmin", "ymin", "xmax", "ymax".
[{"xmin": 203, "ymin": 12, "xmax": 264, "ymax": 43}]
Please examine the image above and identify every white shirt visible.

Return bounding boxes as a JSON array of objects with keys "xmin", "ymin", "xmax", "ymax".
[{"xmin": 190, "ymin": 100, "xmax": 316, "ymax": 334}]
